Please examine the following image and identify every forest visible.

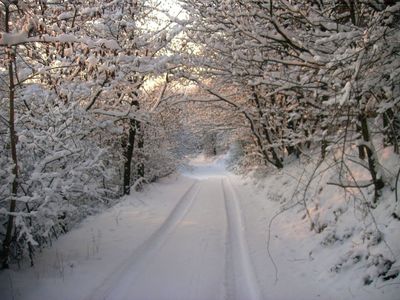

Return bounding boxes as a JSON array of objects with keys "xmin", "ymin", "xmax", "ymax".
[{"xmin": 0, "ymin": 1, "xmax": 399, "ymax": 297}]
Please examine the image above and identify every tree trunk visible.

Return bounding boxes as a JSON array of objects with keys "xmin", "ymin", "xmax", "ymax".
[
  {"xmin": 1, "ymin": 3, "xmax": 19, "ymax": 269},
  {"xmin": 357, "ymin": 115, "xmax": 367, "ymax": 159},
  {"xmin": 137, "ymin": 124, "xmax": 145, "ymax": 179},
  {"xmin": 122, "ymin": 100, "xmax": 141, "ymax": 195},
  {"xmin": 383, "ymin": 108, "xmax": 399, "ymax": 154},
  {"xmin": 123, "ymin": 118, "xmax": 139, "ymax": 195},
  {"xmin": 359, "ymin": 114, "xmax": 384, "ymax": 201}
]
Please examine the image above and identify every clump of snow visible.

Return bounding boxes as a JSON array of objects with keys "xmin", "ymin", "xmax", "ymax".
[{"xmin": 339, "ymin": 81, "xmax": 352, "ymax": 106}]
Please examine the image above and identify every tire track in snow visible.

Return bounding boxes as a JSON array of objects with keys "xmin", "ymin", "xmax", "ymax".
[
  {"xmin": 222, "ymin": 178, "xmax": 263, "ymax": 300},
  {"xmin": 85, "ymin": 180, "xmax": 201, "ymax": 300}
]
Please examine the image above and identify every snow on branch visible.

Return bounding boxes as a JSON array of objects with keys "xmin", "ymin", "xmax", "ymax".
[{"xmin": 0, "ymin": 32, "xmax": 121, "ymax": 50}]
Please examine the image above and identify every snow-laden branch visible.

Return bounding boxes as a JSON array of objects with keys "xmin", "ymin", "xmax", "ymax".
[{"xmin": 0, "ymin": 32, "xmax": 121, "ymax": 49}]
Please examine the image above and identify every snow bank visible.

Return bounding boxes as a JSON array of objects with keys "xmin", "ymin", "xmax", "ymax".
[{"xmin": 234, "ymin": 147, "xmax": 400, "ymax": 300}]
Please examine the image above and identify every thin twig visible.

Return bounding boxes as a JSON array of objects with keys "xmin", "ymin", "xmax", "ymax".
[
  {"xmin": 266, "ymin": 167, "xmax": 306, "ymax": 284},
  {"xmin": 327, "ymin": 181, "xmax": 374, "ymax": 188},
  {"xmin": 302, "ymin": 159, "xmax": 324, "ymax": 232},
  {"xmin": 8, "ymin": 271, "xmax": 15, "ymax": 300},
  {"xmin": 396, "ymin": 166, "xmax": 400, "ymax": 203}
]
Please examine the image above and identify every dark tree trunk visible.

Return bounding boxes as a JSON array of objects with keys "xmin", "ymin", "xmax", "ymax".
[
  {"xmin": 137, "ymin": 124, "xmax": 145, "ymax": 179},
  {"xmin": 122, "ymin": 118, "xmax": 137, "ymax": 195},
  {"xmin": 359, "ymin": 114, "xmax": 385, "ymax": 201},
  {"xmin": 122, "ymin": 99, "xmax": 143, "ymax": 195},
  {"xmin": 1, "ymin": 3, "xmax": 19, "ymax": 269},
  {"xmin": 357, "ymin": 115, "xmax": 367, "ymax": 160},
  {"xmin": 383, "ymin": 108, "xmax": 399, "ymax": 154},
  {"xmin": 320, "ymin": 139, "xmax": 328, "ymax": 159}
]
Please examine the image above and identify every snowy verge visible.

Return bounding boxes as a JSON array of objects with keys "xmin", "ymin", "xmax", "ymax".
[{"xmin": 233, "ymin": 147, "xmax": 400, "ymax": 300}]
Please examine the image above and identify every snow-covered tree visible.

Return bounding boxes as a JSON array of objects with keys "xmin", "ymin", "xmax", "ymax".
[
  {"xmin": 180, "ymin": 0, "xmax": 400, "ymax": 196},
  {"xmin": 0, "ymin": 0, "xmax": 183, "ymax": 267}
]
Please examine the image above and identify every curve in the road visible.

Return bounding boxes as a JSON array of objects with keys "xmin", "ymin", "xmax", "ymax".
[
  {"xmin": 85, "ymin": 180, "xmax": 201, "ymax": 300},
  {"xmin": 222, "ymin": 178, "xmax": 263, "ymax": 300}
]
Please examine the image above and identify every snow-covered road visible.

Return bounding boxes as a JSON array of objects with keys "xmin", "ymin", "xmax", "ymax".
[{"xmin": 86, "ymin": 174, "xmax": 262, "ymax": 299}]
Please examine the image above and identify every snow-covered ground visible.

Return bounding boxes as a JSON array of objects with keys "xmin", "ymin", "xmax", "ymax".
[{"xmin": 0, "ymin": 154, "xmax": 399, "ymax": 300}]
